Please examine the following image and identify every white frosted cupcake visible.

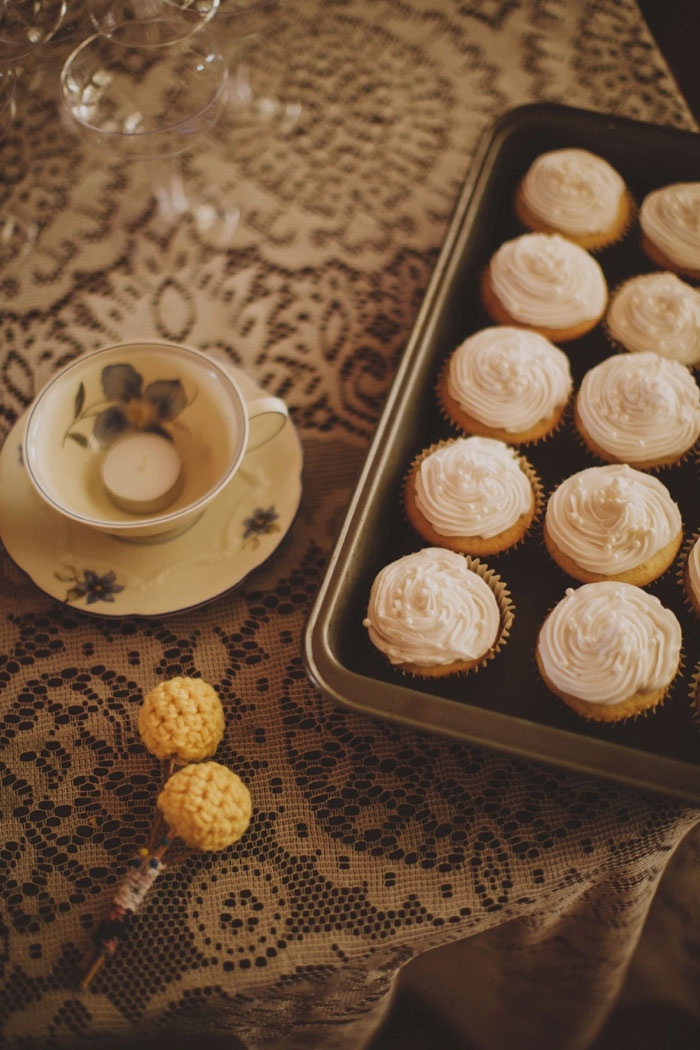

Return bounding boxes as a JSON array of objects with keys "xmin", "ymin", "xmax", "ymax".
[
  {"xmin": 640, "ymin": 182, "xmax": 700, "ymax": 281},
  {"xmin": 516, "ymin": 148, "xmax": 633, "ymax": 250},
  {"xmin": 404, "ymin": 437, "xmax": 539, "ymax": 554},
  {"xmin": 544, "ymin": 464, "xmax": 682, "ymax": 586},
  {"xmin": 536, "ymin": 581, "xmax": 682, "ymax": 723},
  {"xmin": 574, "ymin": 351, "xmax": 700, "ymax": 468},
  {"xmin": 438, "ymin": 326, "xmax": 573, "ymax": 444},
  {"xmin": 606, "ymin": 271, "xmax": 700, "ymax": 366},
  {"xmin": 481, "ymin": 233, "xmax": 608, "ymax": 341},
  {"xmin": 363, "ymin": 547, "xmax": 507, "ymax": 678}
]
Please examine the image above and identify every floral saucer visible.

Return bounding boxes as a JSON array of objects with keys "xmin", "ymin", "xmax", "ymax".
[{"xmin": 0, "ymin": 364, "xmax": 303, "ymax": 617}]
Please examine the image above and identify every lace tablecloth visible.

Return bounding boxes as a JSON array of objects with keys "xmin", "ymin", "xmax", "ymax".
[{"xmin": 1, "ymin": 2, "xmax": 698, "ymax": 1049}]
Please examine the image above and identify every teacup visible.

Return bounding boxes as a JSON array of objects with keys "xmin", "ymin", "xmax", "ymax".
[{"xmin": 22, "ymin": 341, "xmax": 288, "ymax": 539}]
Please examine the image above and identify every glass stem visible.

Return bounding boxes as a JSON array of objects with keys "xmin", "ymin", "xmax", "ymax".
[{"xmin": 151, "ymin": 156, "xmax": 189, "ymax": 223}]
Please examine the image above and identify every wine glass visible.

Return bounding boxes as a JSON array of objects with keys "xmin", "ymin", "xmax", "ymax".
[
  {"xmin": 19, "ymin": 2, "xmax": 95, "ymax": 93},
  {"xmin": 0, "ymin": 65, "xmax": 15, "ymax": 133},
  {"xmin": 218, "ymin": 0, "xmax": 301, "ymax": 132},
  {"xmin": 60, "ymin": 28, "xmax": 239, "ymax": 242},
  {"xmin": 89, "ymin": 0, "xmax": 220, "ymax": 46},
  {"xmin": 0, "ymin": 0, "xmax": 67, "ymax": 262},
  {"xmin": 0, "ymin": 0, "xmax": 67, "ymax": 66}
]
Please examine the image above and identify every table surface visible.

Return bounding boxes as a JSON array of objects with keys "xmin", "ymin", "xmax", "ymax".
[{"xmin": 1, "ymin": 3, "xmax": 699, "ymax": 1049}]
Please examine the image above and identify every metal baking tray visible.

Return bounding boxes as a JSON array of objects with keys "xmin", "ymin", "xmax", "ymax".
[{"xmin": 304, "ymin": 103, "xmax": 700, "ymax": 804}]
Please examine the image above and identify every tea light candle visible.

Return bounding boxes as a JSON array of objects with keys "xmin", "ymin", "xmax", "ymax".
[{"xmin": 101, "ymin": 432, "xmax": 183, "ymax": 515}]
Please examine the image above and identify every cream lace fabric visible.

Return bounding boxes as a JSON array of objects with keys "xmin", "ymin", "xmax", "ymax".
[{"xmin": 1, "ymin": 2, "xmax": 698, "ymax": 1049}]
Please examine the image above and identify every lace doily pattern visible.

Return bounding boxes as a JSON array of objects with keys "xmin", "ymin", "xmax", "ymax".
[{"xmin": 1, "ymin": 1, "xmax": 698, "ymax": 1048}]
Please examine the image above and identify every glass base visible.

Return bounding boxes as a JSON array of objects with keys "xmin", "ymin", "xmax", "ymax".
[
  {"xmin": 226, "ymin": 59, "xmax": 302, "ymax": 133},
  {"xmin": 152, "ymin": 169, "xmax": 240, "ymax": 247},
  {"xmin": 227, "ymin": 70, "xmax": 302, "ymax": 133},
  {"xmin": 0, "ymin": 211, "xmax": 38, "ymax": 265}
]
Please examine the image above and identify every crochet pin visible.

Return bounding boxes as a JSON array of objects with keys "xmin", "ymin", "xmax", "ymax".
[
  {"xmin": 81, "ymin": 677, "xmax": 242, "ymax": 990},
  {"xmin": 80, "ymin": 761, "xmax": 252, "ymax": 990},
  {"xmin": 138, "ymin": 676, "xmax": 226, "ymax": 851}
]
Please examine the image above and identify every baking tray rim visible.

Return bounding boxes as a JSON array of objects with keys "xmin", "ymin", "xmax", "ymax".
[{"xmin": 303, "ymin": 102, "xmax": 700, "ymax": 805}]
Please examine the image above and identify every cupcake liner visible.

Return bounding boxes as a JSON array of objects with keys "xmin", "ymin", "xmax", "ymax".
[
  {"xmin": 436, "ymin": 358, "xmax": 571, "ymax": 448},
  {"xmin": 541, "ymin": 468, "xmax": 683, "ymax": 588},
  {"xmin": 569, "ymin": 403, "xmax": 613, "ymax": 464},
  {"xmin": 480, "ymin": 263, "xmax": 606, "ymax": 343},
  {"xmin": 389, "ymin": 552, "xmax": 515, "ymax": 681},
  {"xmin": 599, "ymin": 189, "xmax": 637, "ymax": 252},
  {"xmin": 526, "ymin": 642, "xmax": 613, "ymax": 728},
  {"xmin": 401, "ymin": 438, "xmax": 544, "ymax": 556},
  {"xmin": 640, "ymin": 232, "xmax": 700, "ymax": 285},
  {"xmin": 543, "ymin": 522, "xmax": 681, "ymax": 588},
  {"xmin": 512, "ymin": 452, "xmax": 545, "ymax": 541},
  {"xmin": 607, "ymin": 189, "xmax": 638, "ymax": 251},
  {"xmin": 538, "ymin": 661, "xmax": 674, "ymax": 726},
  {"xmin": 688, "ymin": 662, "xmax": 700, "ymax": 728},
  {"xmin": 604, "ymin": 273, "xmax": 700, "ymax": 369},
  {"xmin": 534, "ymin": 589, "xmax": 683, "ymax": 725},
  {"xmin": 533, "ymin": 649, "xmax": 659, "ymax": 727},
  {"xmin": 465, "ymin": 553, "xmax": 514, "ymax": 667},
  {"xmin": 603, "ymin": 276, "xmax": 639, "ymax": 357},
  {"xmin": 677, "ymin": 529, "xmax": 700, "ymax": 619},
  {"xmin": 480, "ymin": 266, "xmax": 510, "ymax": 330},
  {"xmin": 517, "ymin": 187, "xmax": 637, "ymax": 255},
  {"xmin": 571, "ymin": 397, "xmax": 695, "ymax": 473}
]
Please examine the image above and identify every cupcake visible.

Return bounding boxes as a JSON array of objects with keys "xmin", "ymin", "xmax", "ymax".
[
  {"xmin": 515, "ymin": 148, "xmax": 633, "ymax": 250},
  {"xmin": 639, "ymin": 182, "xmax": 700, "ymax": 281},
  {"xmin": 536, "ymin": 581, "xmax": 682, "ymax": 723},
  {"xmin": 606, "ymin": 271, "xmax": 700, "ymax": 366},
  {"xmin": 683, "ymin": 535, "xmax": 700, "ymax": 617},
  {"xmin": 438, "ymin": 326, "xmax": 573, "ymax": 444},
  {"xmin": 574, "ymin": 351, "xmax": 700, "ymax": 469},
  {"xmin": 404, "ymin": 436, "xmax": 538, "ymax": 555},
  {"xmin": 481, "ymin": 233, "xmax": 608, "ymax": 342},
  {"xmin": 363, "ymin": 547, "xmax": 506, "ymax": 678},
  {"xmin": 544, "ymin": 464, "xmax": 682, "ymax": 586}
]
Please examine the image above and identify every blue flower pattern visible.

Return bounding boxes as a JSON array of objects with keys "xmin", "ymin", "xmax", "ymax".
[
  {"xmin": 65, "ymin": 363, "xmax": 188, "ymax": 449},
  {"xmin": 242, "ymin": 506, "xmax": 280, "ymax": 549},
  {"xmin": 55, "ymin": 567, "xmax": 125, "ymax": 605}
]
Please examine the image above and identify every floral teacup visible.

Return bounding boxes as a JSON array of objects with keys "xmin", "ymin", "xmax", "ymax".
[{"xmin": 23, "ymin": 341, "xmax": 288, "ymax": 539}]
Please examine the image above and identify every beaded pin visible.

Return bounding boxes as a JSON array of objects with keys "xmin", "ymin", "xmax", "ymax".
[
  {"xmin": 80, "ymin": 760, "xmax": 252, "ymax": 989},
  {"xmin": 80, "ymin": 678, "xmax": 251, "ymax": 990}
]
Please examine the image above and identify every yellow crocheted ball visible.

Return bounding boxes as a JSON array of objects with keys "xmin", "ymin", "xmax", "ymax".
[
  {"xmin": 157, "ymin": 762, "xmax": 252, "ymax": 851},
  {"xmin": 138, "ymin": 677, "xmax": 225, "ymax": 763}
]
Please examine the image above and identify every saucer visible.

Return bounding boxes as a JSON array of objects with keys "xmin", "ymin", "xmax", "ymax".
[{"xmin": 0, "ymin": 364, "xmax": 303, "ymax": 617}]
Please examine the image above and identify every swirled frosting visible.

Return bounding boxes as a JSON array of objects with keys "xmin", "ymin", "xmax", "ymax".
[
  {"xmin": 363, "ymin": 547, "xmax": 500, "ymax": 666},
  {"xmin": 688, "ymin": 537, "xmax": 700, "ymax": 608},
  {"xmin": 640, "ymin": 183, "xmax": 700, "ymax": 272},
  {"xmin": 446, "ymin": 326, "xmax": 573, "ymax": 431},
  {"xmin": 537, "ymin": 582, "xmax": 682, "ymax": 705},
  {"xmin": 414, "ymin": 437, "xmax": 532, "ymax": 538},
  {"xmin": 576, "ymin": 351, "xmax": 700, "ymax": 463},
  {"xmin": 520, "ymin": 148, "xmax": 626, "ymax": 236},
  {"xmin": 489, "ymin": 233, "xmax": 607, "ymax": 327},
  {"xmin": 546, "ymin": 464, "xmax": 681, "ymax": 574},
  {"xmin": 607, "ymin": 272, "xmax": 700, "ymax": 365}
]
